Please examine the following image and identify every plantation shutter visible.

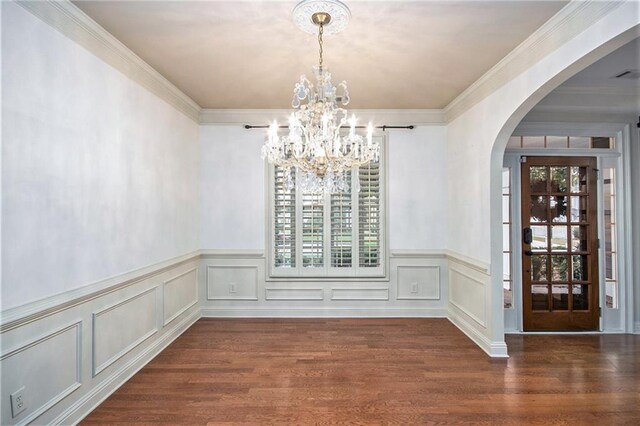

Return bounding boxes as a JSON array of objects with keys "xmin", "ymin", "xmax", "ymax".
[
  {"xmin": 358, "ymin": 160, "xmax": 381, "ymax": 267},
  {"xmin": 274, "ymin": 167, "xmax": 295, "ymax": 267},
  {"xmin": 302, "ymin": 192, "xmax": 324, "ymax": 267},
  {"xmin": 330, "ymin": 171, "xmax": 353, "ymax": 267}
]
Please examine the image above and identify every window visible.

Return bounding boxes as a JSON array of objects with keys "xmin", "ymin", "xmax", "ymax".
[
  {"xmin": 502, "ymin": 167, "xmax": 513, "ymax": 309},
  {"xmin": 269, "ymin": 137, "xmax": 385, "ymax": 278},
  {"xmin": 603, "ymin": 167, "xmax": 618, "ymax": 309},
  {"xmin": 507, "ymin": 136, "xmax": 615, "ymax": 150}
]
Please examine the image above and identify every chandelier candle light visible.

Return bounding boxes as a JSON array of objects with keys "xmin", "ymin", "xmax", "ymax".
[{"xmin": 261, "ymin": 0, "xmax": 379, "ymax": 193}]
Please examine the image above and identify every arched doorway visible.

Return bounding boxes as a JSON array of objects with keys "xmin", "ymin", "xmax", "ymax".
[{"xmin": 446, "ymin": 2, "xmax": 639, "ymax": 357}]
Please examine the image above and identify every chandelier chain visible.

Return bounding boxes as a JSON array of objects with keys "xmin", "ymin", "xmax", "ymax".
[{"xmin": 318, "ymin": 22, "xmax": 324, "ymax": 68}]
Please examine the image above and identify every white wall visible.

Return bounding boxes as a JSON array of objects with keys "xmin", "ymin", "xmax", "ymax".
[
  {"xmin": 200, "ymin": 124, "xmax": 448, "ymax": 251},
  {"xmin": 200, "ymin": 125, "xmax": 265, "ymax": 249},
  {"xmin": 1, "ymin": 2, "xmax": 200, "ymax": 310}
]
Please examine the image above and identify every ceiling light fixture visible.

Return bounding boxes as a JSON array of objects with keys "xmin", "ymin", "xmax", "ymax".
[{"xmin": 261, "ymin": 0, "xmax": 379, "ymax": 193}]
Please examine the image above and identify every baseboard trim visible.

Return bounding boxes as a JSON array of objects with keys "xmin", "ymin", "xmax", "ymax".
[
  {"xmin": 201, "ymin": 307, "xmax": 448, "ymax": 318},
  {"xmin": 448, "ymin": 307, "xmax": 508, "ymax": 358},
  {"xmin": 54, "ymin": 309, "xmax": 201, "ymax": 425}
]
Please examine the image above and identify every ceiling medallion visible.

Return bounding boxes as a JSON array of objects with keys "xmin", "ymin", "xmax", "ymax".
[
  {"xmin": 292, "ymin": 0, "xmax": 351, "ymax": 35},
  {"xmin": 262, "ymin": 0, "xmax": 379, "ymax": 194}
]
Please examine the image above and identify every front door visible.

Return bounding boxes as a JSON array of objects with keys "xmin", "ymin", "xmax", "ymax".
[{"xmin": 521, "ymin": 157, "xmax": 599, "ymax": 331}]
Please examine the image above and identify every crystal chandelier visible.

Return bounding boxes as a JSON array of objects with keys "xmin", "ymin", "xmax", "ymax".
[{"xmin": 261, "ymin": 0, "xmax": 380, "ymax": 193}]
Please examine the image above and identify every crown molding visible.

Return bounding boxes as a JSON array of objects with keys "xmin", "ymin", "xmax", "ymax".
[
  {"xmin": 443, "ymin": 1, "xmax": 625, "ymax": 123},
  {"xmin": 200, "ymin": 108, "xmax": 446, "ymax": 125},
  {"xmin": 17, "ymin": 0, "xmax": 202, "ymax": 123}
]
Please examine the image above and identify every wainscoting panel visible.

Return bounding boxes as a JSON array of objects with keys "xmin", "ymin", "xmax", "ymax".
[
  {"xmin": 446, "ymin": 253, "xmax": 506, "ymax": 357},
  {"xmin": 163, "ymin": 267, "xmax": 198, "ymax": 326},
  {"xmin": 92, "ymin": 287, "xmax": 158, "ymax": 376},
  {"xmin": 397, "ymin": 266, "xmax": 440, "ymax": 300},
  {"xmin": 265, "ymin": 287, "xmax": 324, "ymax": 301},
  {"xmin": 0, "ymin": 321, "xmax": 81, "ymax": 426},
  {"xmin": 0, "ymin": 254, "xmax": 201, "ymax": 425},
  {"xmin": 207, "ymin": 266, "xmax": 258, "ymax": 301},
  {"xmin": 449, "ymin": 266, "xmax": 486, "ymax": 327},
  {"xmin": 331, "ymin": 287, "xmax": 389, "ymax": 301},
  {"xmin": 200, "ymin": 251, "xmax": 448, "ymax": 318}
]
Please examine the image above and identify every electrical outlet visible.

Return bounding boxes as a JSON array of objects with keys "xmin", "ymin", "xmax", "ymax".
[
  {"xmin": 229, "ymin": 283, "xmax": 237, "ymax": 294},
  {"xmin": 411, "ymin": 282, "xmax": 418, "ymax": 294},
  {"xmin": 10, "ymin": 387, "xmax": 26, "ymax": 418}
]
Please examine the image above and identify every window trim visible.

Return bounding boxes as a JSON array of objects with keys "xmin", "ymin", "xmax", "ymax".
[{"xmin": 265, "ymin": 134, "xmax": 388, "ymax": 280}]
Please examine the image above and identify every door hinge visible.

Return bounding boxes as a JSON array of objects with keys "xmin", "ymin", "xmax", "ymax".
[
  {"xmin": 595, "ymin": 168, "xmax": 600, "ymax": 180},
  {"xmin": 597, "ymin": 238, "xmax": 601, "ymax": 249},
  {"xmin": 599, "ymin": 307, "xmax": 602, "ymax": 317},
  {"xmin": 520, "ymin": 156, "xmax": 527, "ymax": 163}
]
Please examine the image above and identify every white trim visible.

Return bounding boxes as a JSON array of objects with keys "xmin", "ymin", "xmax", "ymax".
[
  {"xmin": 200, "ymin": 249, "xmax": 264, "ymax": 259},
  {"xmin": 206, "ymin": 265, "xmax": 259, "ymax": 301},
  {"xmin": 92, "ymin": 287, "xmax": 159, "ymax": 376},
  {"xmin": 444, "ymin": 1, "xmax": 624, "ymax": 122},
  {"xmin": 56, "ymin": 310, "xmax": 200, "ymax": 425},
  {"xmin": 0, "ymin": 251, "xmax": 201, "ymax": 331},
  {"xmin": 447, "ymin": 310, "xmax": 508, "ymax": 358},
  {"xmin": 449, "ymin": 266, "xmax": 487, "ymax": 328},
  {"xmin": 200, "ymin": 109, "xmax": 446, "ymax": 126},
  {"xmin": 390, "ymin": 249, "xmax": 447, "ymax": 259},
  {"xmin": 162, "ymin": 267, "xmax": 199, "ymax": 327},
  {"xmin": 201, "ymin": 307, "xmax": 448, "ymax": 318},
  {"xmin": 0, "ymin": 321, "xmax": 83, "ymax": 426},
  {"xmin": 16, "ymin": 0, "xmax": 201, "ymax": 122},
  {"xmin": 330, "ymin": 287, "xmax": 390, "ymax": 301},
  {"xmin": 635, "ymin": 321, "xmax": 640, "ymax": 334},
  {"xmin": 446, "ymin": 250, "xmax": 490, "ymax": 274},
  {"xmin": 264, "ymin": 287, "xmax": 324, "ymax": 301}
]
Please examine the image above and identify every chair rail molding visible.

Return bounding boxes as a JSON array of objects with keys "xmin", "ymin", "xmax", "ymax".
[
  {"xmin": 0, "ymin": 251, "xmax": 201, "ymax": 332},
  {"xmin": 15, "ymin": 0, "xmax": 201, "ymax": 122}
]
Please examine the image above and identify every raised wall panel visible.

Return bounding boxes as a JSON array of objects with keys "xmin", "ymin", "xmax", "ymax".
[
  {"xmin": 92, "ymin": 287, "xmax": 158, "ymax": 376},
  {"xmin": 449, "ymin": 266, "xmax": 486, "ymax": 327},
  {"xmin": 331, "ymin": 287, "xmax": 389, "ymax": 301},
  {"xmin": 207, "ymin": 266, "xmax": 258, "ymax": 300},
  {"xmin": 0, "ymin": 322, "xmax": 81, "ymax": 425},
  {"xmin": 265, "ymin": 288, "xmax": 324, "ymax": 301},
  {"xmin": 163, "ymin": 268, "xmax": 198, "ymax": 326},
  {"xmin": 397, "ymin": 266, "xmax": 440, "ymax": 300}
]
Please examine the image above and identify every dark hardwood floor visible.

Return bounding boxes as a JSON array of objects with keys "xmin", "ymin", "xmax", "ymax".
[{"xmin": 83, "ymin": 318, "xmax": 640, "ymax": 425}]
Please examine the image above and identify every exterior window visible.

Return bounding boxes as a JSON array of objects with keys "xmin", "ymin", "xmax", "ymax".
[
  {"xmin": 603, "ymin": 168, "xmax": 618, "ymax": 308},
  {"xmin": 507, "ymin": 136, "xmax": 614, "ymax": 150},
  {"xmin": 502, "ymin": 168, "xmax": 513, "ymax": 309},
  {"xmin": 269, "ymin": 137, "xmax": 385, "ymax": 277}
]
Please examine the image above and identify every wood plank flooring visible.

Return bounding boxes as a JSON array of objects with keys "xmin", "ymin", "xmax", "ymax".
[{"xmin": 83, "ymin": 318, "xmax": 640, "ymax": 425}]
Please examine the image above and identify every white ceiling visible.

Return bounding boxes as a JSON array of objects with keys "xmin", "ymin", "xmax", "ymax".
[
  {"xmin": 526, "ymin": 37, "xmax": 640, "ymax": 119},
  {"xmin": 73, "ymin": 0, "xmax": 568, "ymax": 109}
]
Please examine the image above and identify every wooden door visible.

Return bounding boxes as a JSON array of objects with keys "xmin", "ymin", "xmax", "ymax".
[{"xmin": 521, "ymin": 157, "xmax": 599, "ymax": 331}]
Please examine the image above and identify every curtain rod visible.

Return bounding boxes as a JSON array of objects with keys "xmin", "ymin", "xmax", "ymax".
[{"xmin": 244, "ymin": 124, "xmax": 414, "ymax": 130}]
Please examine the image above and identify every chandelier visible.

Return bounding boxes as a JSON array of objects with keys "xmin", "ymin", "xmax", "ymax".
[{"xmin": 261, "ymin": 0, "xmax": 380, "ymax": 193}]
